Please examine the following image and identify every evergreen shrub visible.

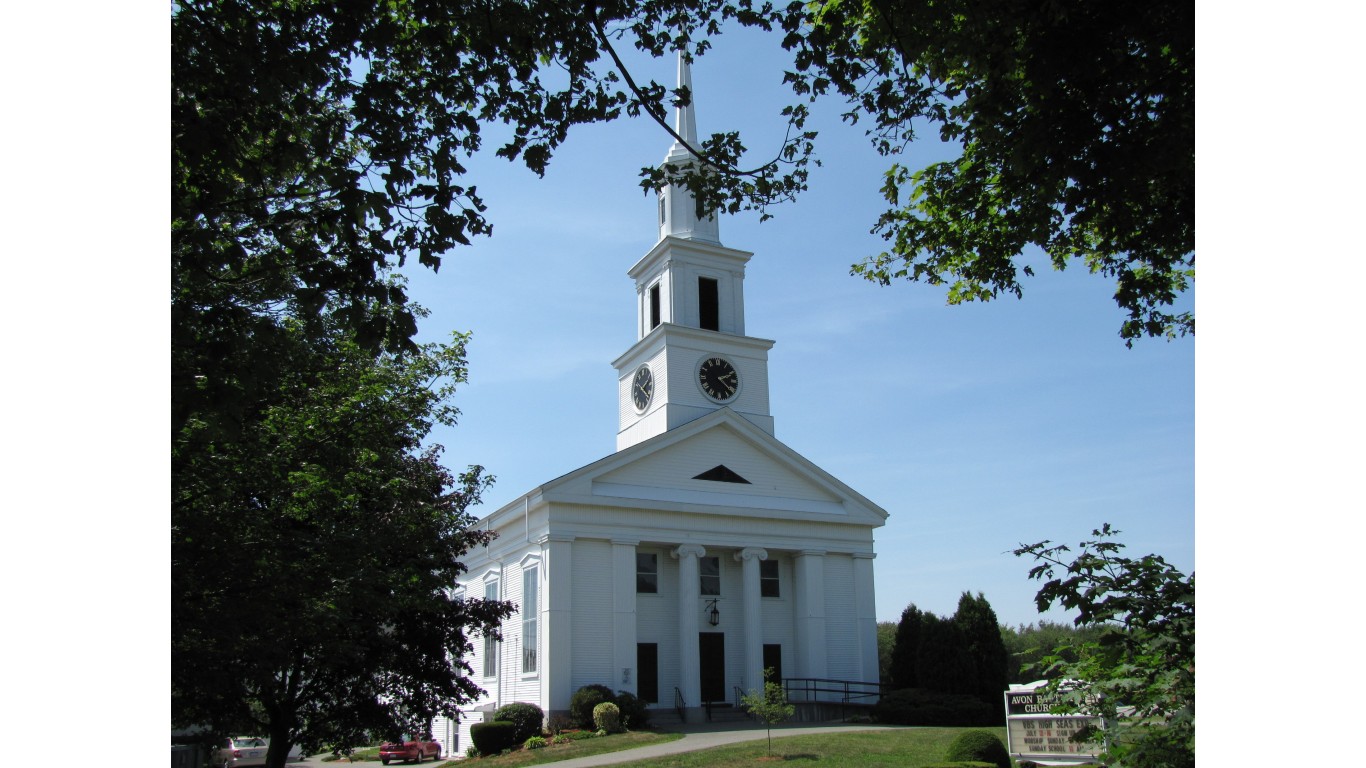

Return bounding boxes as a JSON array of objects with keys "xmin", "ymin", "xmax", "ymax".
[
  {"xmin": 944, "ymin": 730, "xmax": 1011, "ymax": 768},
  {"xmin": 872, "ymin": 688, "xmax": 995, "ymax": 726},
  {"xmin": 469, "ymin": 721, "xmax": 518, "ymax": 755},
  {"xmin": 614, "ymin": 690, "xmax": 651, "ymax": 729},
  {"xmin": 493, "ymin": 702, "xmax": 544, "ymax": 742},
  {"xmin": 570, "ymin": 684, "xmax": 615, "ymax": 729},
  {"xmin": 593, "ymin": 701, "xmax": 623, "ymax": 733}
]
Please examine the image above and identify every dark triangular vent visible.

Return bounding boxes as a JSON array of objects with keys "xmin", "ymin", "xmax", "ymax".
[{"xmin": 693, "ymin": 465, "xmax": 751, "ymax": 484}]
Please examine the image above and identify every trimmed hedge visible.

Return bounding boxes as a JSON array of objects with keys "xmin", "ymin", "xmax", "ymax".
[
  {"xmin": 872, "ymin": 687, "xmax": 996, "ymax": 727},
  {"xmin": 944, "ymin": 730, "xmax": 1011, "ymax": 768},
  {"xmin": 469, "ymin": 721, "xmax": 518, "ymax": 755},
  {"xmin": 593, "ymin": 701, "xmax": 622, "ymax": 733},
  {"xmin": 493, "ymin": 702, "xmax": 544, "ymax": 743},
  {"xmin": 614, "ymin": 690, "xmax": 651, "ymax": 730}
]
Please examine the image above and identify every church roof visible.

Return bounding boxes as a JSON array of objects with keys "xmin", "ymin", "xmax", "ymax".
[{"xmin": 485, "ymin": 408, "xmax": 888, "ymax": 530}]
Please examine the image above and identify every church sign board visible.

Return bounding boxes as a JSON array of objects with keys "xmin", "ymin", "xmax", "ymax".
[{"xmin": 1004, "ymin": 682, "xmax": 1103, "ymax": 764}]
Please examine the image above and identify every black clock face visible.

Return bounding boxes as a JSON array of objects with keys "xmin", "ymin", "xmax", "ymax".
[
  {"xmin": 698, "ymin": 356, "xmax": 739, "ymax": 401},
  {"xmin": 632, "ymin": 365, "xmax": 654, "ymax": 411}
]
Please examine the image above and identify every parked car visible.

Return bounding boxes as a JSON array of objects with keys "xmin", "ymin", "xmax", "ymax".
[
  {"xmin": 379, "ymin": 738, "xmax": 442, "ymax": 764},
  {"xmin": 212, "ymin": 737, "xmax": 268, "ymax": 768}
]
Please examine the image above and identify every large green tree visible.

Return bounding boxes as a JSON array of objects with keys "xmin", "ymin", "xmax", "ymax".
[
  {"xmin": 647, "ymin": 0, "xmax": 1194, "ymax": 343},
  {"xmin": 954, "ymin": 591, "xmax": 1009, "ymax": 717},
  {"xmin": 886, "ymin": 603, "xmax": 922, "ymax": 690},
  {"xmin": 1000, "ymin": 620, "xmax": 1104, "ymax": 684},
  {"xmin": 1013, "ymin": 525, "xmax": 1195, "ymax": 768},
  {"xmin": 172, "ymin": 318, "xmax": 515, "ymax": 768}
]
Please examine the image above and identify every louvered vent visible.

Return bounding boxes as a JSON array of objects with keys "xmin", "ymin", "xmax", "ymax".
[{"xmin": 692, "ymin": 465, "xmax": 751, "ymax": 484}]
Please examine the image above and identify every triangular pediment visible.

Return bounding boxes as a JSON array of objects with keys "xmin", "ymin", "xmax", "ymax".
[{"xmin": 538, "ymin": 408, "xmax": 888, "ymax": 526}]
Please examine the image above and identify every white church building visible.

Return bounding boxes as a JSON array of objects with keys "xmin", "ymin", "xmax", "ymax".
[{"xmin": 439, "ymin": 58, "xmax": 887, "ymax": 754}]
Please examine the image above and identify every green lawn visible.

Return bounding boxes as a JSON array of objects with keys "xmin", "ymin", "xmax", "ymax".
[
  {"xmin": 426, "ymin": 727, "xmax": 1010, "ymax": 768},
  {"xmin": 320, "ymin": 733, "xmax": 681, "ymax": 766},
  {"xmin": 423, "ymin": 732, "xmax": 682, "ymax": 767}
]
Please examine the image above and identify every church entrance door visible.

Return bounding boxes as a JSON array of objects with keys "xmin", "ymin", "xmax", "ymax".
[{"xmin": 698, "ymin": 632, "xmax": 725, "ymax": 703}]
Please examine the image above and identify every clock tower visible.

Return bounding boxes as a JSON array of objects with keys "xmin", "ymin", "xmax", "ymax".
[{"xmin": 612, "ymin": 55, "xmax": 776, "ymax": 451}]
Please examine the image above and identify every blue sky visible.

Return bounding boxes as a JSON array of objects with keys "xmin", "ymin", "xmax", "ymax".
[{"xmin": 397, "ymin": 26, "xmax": 1194, "ymax": 628}]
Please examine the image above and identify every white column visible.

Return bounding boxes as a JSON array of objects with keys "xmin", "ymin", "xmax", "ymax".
[
  {"xmin": 792, "ymin": 549, "xmax": 827, "ymax": 685},
  {"xmin": 731, "ymin": 268, "xmax": 746, "ymax": 336},
  {"xmin": 735, "ymin": 547, "xmax": 768, "ymax": 694},
  {"xmin": 853, "ymin": 552, "xmax": 879, "ymax": 684},
  {"xmin": 612, "ymin": 539, "xmax": 640, "ymax": 696},
  {"xmin": 543, "ymin": 535, "xmax": 575, "ymax": 717},
  {"xmin": 636, "ymin": 283, "xmax": 646, "ymax": 339},
  {"xmin": 672, "ymin": 544, "xmax": 705, "ymax": 719}
]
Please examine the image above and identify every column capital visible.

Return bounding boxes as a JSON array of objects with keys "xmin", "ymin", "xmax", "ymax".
[
  {"xmin": 796, "ymin": 548, "xmax": 827, "ymax": 558},
  {"xmin": 611, "ymin": 538, "xmax": 641, "ymax": 547},
  {"xmin": 851, "ymin": 552, "xmax": 876, "ymax": 560},
  {"xmin": 672, "ymin": 544, "xmax": 706, "ymax": 559},
  {"xmin": 537, "ymin": 533, "xmax": 577, "ymax": 545},
  {"xmin": 733, "ymin": 547, "xmax": 769, "ymax": 562}
]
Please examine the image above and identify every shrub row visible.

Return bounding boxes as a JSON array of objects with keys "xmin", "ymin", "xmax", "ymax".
[
  {"xmin": 568, "ymin": 685, "xmax": 650, "ymax": 730},
  {"xmin": 469, "ymin": 721, "xmax": 518, "ymax": 755},
  {"xmin": 871, "ymin": 688, "xmax": 997, "ymax": 727}
]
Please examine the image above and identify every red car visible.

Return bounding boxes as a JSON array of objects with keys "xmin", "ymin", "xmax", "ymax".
[{"xmin": 378, "ymin": 738, "xmax": 441, "ymax": 765}]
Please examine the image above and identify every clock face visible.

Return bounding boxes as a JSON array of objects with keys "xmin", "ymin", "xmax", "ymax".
[
  {"xmin": 697, "ymin": 356, "xmax": 739, "ymax": 402},
  {"xmin": 632, "ymin": 365, "xmax": 654, "ymax": 411}
]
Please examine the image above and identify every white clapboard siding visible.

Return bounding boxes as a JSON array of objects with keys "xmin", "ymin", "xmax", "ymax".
[
  {"xmin": 824, "ymin": 554, "xmax": 859, "ymax": 682},
  {"xmin": 570, "ymin": 539, "xmax": 615, "ymax": 690}
]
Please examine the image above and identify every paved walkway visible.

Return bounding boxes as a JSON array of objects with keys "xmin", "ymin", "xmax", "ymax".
[{"xmin": 535, "ymin": 720, "xmax": 898, "ymax": 767}]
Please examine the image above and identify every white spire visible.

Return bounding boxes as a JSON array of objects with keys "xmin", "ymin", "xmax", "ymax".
[
  {"xmin": 659, "ymin": 51, "xmax": 720, "ymax": 244},
  {"xmin": 674, "ymin": 53, "xmax": 698, "ymax": 148}
]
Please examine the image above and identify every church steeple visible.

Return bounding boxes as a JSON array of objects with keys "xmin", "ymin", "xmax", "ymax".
[
  {"xmin": 657, "ymin": 53, "xmax": 720, "ymax": 245},
  {"xmin": 613, "ymin": 53, "xmax": 776, "ymax": 451}
]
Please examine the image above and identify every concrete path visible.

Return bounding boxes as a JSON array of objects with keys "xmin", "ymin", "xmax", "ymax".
[{"xmin": 537, "ymin": 721, "xmax": 898, "ymax": 767}]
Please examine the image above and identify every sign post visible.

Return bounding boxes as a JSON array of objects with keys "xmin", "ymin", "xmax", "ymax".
[{"xmin": 1004, "ymin": 682, "xmax": 1104, "ymax": 765}]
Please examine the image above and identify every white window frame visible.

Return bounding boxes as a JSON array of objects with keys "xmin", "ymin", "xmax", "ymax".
[
  {"xmin": 482, "ymin": 579, "xmax": 500, "ymax": 679},
  {"xmin": 521, "ymin": 565, "xmax": 538, "ymax": 675}
]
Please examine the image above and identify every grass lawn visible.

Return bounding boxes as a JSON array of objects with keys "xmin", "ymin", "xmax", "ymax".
[
  {"xmin": 347, "ymin": 732, "xmax": 681, "ymax": 767},
  {"xmin": 425, "ymin": 727, "xmax": 1009, "ymax": 768}
]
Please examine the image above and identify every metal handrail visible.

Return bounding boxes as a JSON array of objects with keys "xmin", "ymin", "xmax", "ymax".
[
  {"xmin": 733, "ymin": 685, "xmax": 746, "ymax": 710},
  {"xmin": 781, "ymin": 677, "xmax": 886, "ymax": 720},
  {"xmin": 674, "ymin": 687, "xmax": 686, "ymax": 722}
]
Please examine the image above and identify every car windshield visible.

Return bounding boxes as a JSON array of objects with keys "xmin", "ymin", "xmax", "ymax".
[{"xmin": 232, "ymin": 738, "xmax": 265, "ymax": 747}]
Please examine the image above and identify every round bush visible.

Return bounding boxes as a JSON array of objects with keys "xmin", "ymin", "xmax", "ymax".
[
  {"xmin": 493, "ymin": 702, "xmax": 544, "ymax": 743},
  {"xmin": 524, "ymin": 736, "xmax": 548, "ymax": 750},
  {"xmin": 614, "ymin": 690, "xmax": 650, "ymax": 730},
  {"xmin": 469, "ymin": 721, "xmax": 518, "ymax": 755},
  {"xmin": 593, "ymin": 701, "xmax": 622, "ymax": 733},
  {"xmin": 945, "ymin": 730, "xmax": 1011, "ymax": 768},
  {"xmin": 570, "ymin": 684, "xmax": 614, "ymax": 729}
]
